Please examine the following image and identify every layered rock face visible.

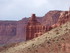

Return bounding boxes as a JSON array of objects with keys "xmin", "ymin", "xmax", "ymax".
[
  {"xmin": 0, "ymin": 21, "xmax": 17, "ymax": 45},
  {"xmin": 57, "ymin": 11, "xmax": 70, "ymax": 25},
  {"xmin": 51, "ymin": 10, "xmax": 70, "ymax": 28},
  {"xmin": 26, "ymin": 12, "xmax": 60, "ymax": 40},
  {"xmin": 0, "ymin": 10, "xmax": 68, "ymax": 45},
  {"xmin": 42, "ymin": 10, "xmax": 62, "ymax": 26},
  {"xmin": 26, "ymin": 14, "xmax": 47, "ymax": 40}
]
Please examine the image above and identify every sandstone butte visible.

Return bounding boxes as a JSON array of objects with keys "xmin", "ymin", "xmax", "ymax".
[
  {"xmin": 0, "ymin": 10, "xmax": 62, "ymax": 45},
  {"xmin": 0, "ymin": 16, "xmax": 70, "ymax": 53}
]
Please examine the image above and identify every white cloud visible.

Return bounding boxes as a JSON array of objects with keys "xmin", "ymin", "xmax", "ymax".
[
  {"xmin": 0, "ymin": 0, "xmax": 70, "ymax": 20},
  {"xmin": 31, "ymin": 0, "xmax": 47, "ymax": 7}
]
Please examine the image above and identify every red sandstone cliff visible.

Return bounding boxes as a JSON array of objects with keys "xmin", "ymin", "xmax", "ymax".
[
  {"xmin": 0, "ymin": 10, "xmax": 70, "ymax": 53},
  {"xmin": 26, "ymin": 14, "xmax": 47, "ymax": 40},
  {"xmin": 0, "ymin": 20, "xmax": 70, "ymax": 53},
  {"xmin": 57, "ymin": 11, "xmax": 70, "ymax": 25},
  {"xmin": 0, "ymin": 10, "xmax": 68, "ymax": 45},
  {"xmin": 42, "ymin": 10, "xmax": 62, "ymax": 26},
  {"xmin": 0, "ymin": 21, "xmax": 17, "ymax": 45},
  {"xmin": 51, "ymin": 10, "xmax": 70, "ymax": 28}
]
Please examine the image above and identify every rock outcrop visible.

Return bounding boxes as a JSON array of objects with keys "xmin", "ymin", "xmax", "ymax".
[
  {"xmin": 51, "ymin": 10, "xmax": 70, "ymax": 28},
  {"xmin": 0, "ymin": 10, "xmax": 69, "ymax": 45},
  {"xmin": 26, "ymin": 14, "xmax": 47, "ymax": 40},
  {"xmin": 57, "ymin": 11, "xmax": 70, "ymax": 25},
  {"xmin": 42, "ymin": 10, "xmax": 62, "ymax": 26}
]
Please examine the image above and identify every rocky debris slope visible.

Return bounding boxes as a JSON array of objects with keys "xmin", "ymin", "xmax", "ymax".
[{"xmin": 0, "ymin": 21, "xmax": 70, "ymax": 53}]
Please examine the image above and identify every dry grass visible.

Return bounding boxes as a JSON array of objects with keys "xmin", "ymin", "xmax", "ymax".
[{"xmin": 0, "ymin": 21, "xmax": 70, "ymax": 53}]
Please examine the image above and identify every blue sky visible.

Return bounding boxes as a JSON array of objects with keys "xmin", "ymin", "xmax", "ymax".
[{"xmin": 0, "ymin": 0, "xmax": 70, "ymax": 20}]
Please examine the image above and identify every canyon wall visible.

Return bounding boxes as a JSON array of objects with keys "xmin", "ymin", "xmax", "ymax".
[
  {"xmin": 0, "ymin": 10, "xmax": 64, "ymax": 45},
  {"xmin": 0, "ymin": 21, "xmax": 17, "ymax": 45}
]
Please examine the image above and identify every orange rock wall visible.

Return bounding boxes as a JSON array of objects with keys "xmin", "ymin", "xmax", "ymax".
[{"xmin": 26, "ymin": 14, "xmax": 47, "ymax": 40}]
